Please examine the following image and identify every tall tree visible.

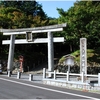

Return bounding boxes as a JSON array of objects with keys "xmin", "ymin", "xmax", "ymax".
[
  {"xmin": 0, "ymin": 1, "xmax": 49, "ymax": 29},
  {"xmin": 0, "ymin": 1, "xmax": 47, "ymax": 20},
  {"xmin": 57, "ymin": 1, "xmax": 100, "ymax": 52},
  {"xmin": 0, "ymin": 7, "xmax": 29, "ymax": 29}
]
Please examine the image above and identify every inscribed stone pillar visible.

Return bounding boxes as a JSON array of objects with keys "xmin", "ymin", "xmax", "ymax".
[{"xmin": 80, "ymin": 38, "xmax": 87, "ymax": 75}]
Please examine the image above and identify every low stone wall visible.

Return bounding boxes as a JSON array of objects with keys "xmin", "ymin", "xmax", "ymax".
[
  {"xmin": 43, "ymin": 79, "xmax": 100, "ymax": 92},
  {"xmin": 55, "ymin": 65, "xmax": 100, "ymax": 74}
]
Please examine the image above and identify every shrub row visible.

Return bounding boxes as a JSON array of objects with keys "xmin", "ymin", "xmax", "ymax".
[{"xmin": 55, "ymin": 65, "xmax": 100, "ymax": 74}]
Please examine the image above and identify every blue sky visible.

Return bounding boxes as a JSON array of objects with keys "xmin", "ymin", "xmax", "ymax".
[{"xmin": 37, "ymin": 1, "xmax": 76, "ymax": 18}]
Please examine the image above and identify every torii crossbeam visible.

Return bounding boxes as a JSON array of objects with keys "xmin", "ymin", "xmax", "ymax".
[{"xmin": 1, "ymin": 23, "xmax": 67, "ymax": 77}]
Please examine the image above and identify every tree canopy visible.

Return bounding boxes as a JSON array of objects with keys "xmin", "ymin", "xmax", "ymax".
[
  {"xmin": 57, "ymin": 1, "xmax": 100, "ymax": 51},
  {"xmin": 0, "ymin": 1, "xmax": 48, "ymax": 29},
  {"xmin": 0, "ymin": 1, "xmax": 47, "ymax": 18}
]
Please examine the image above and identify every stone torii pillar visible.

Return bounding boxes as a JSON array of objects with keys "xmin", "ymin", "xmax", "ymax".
[
  {"xmin": 48, "ymin": 32, "xmax": 54, "ymax": 77},
  {"xmin": 7, "ymin": 35, "xmax": 15, "ymax": 77}
]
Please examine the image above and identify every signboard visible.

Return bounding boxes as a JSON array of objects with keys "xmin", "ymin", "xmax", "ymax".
[
  {"xmin": 64, "ymin": 55, "xmax": 75, "ymax": 66},
  {"xmin": 19, "ymin": 55, "xmax": 23, "ymax": 62},
  {"xmin": 80, "ymin": 38, "xmax": 87, "ymax": 74}
]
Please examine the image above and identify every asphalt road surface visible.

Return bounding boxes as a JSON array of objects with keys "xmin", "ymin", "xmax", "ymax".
[{"xmin": 0, "ymin": 75, "xmax": 100, "ymax": 99}]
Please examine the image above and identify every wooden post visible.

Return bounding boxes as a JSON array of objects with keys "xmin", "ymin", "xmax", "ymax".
[
  {"xmin": 54, "ymin": 70, "xmax": 56, "ymax": 80},
  {"xmin": 29, "ymin": 74, "xmax": 33, "ymax": 81},
  {"xmin": 7, "ymin": 35, "xmax": 15, "ymax": 77},
  {"xmin": 43, "ymin": 68, "xmax": 46, "ymax": 79},
  {"xmin": 17, "ymin": 72, "xmax": 21, "ymax": 79},
  {"xmin": 67, "ymin": 71, "xmax": 69, "ymax": 82},
  {"xmin": 98, "ymin": 73, "xmax": 100, "ymax": 86}
]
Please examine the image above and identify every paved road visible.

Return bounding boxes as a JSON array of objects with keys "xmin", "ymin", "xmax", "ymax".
[{"xmin": 0, "ymin": 74, "xmax": 100, "ymax": 99}]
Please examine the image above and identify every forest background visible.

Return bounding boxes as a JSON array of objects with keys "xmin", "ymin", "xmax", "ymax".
[{"xmin": 0, "ymin": 1, "xmax": 100, "ymax": 72}]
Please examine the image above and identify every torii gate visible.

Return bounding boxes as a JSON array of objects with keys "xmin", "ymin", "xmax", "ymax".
[{"xmin": 1, "ymin": 23, "xmax": 67, "ymax": 77}]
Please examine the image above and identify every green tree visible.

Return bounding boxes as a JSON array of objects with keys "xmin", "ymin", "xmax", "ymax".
[
  {"xmin": 0, "ymin": 7, "xmax": 28, "ymax": 28},
  {"xmin": 57, "ymin": 1, "xmax": 100, "ymax": 52},
  {"xmin": 0, "ymin": 0, "xmax": 49, "ymax": 29},
  {"xmin": 0, "ymin": 1, "xmax": 47, "ymax": 19}
]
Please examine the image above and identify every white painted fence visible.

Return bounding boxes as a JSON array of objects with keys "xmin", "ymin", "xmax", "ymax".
[{"xmin": 43, "ymin": 68, "xmax": 100, "ymax": 86}]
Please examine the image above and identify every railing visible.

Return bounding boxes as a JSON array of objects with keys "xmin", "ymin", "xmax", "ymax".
[{"xmin": 43, "ymin": 68, "xmax": 100, "ymax": 86}]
